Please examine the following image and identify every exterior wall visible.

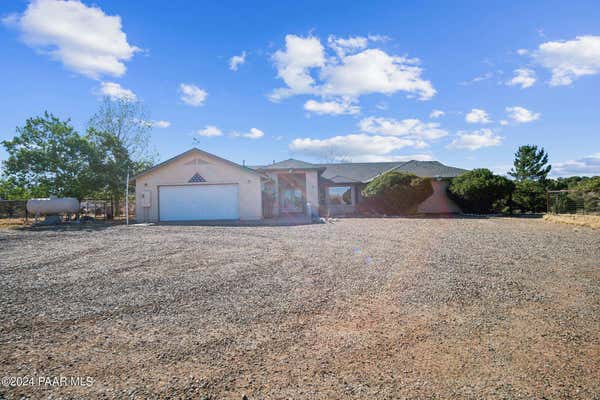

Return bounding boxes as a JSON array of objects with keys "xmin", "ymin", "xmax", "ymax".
[
  {"xmin": 135, "ymin": 151, "xmax": 262, "ymax": 222},
  {"xmin": 305, "ymin": 170, "xmax": 319, "ymax": 217},
  {"xmin": 417, "ymin": 180, "xmax": 462, "ymax": 214}
]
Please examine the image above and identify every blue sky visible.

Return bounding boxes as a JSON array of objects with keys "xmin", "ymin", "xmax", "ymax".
[{"xmin": 1, "ymin": 0, "xmax": 599, "ymax": 176}]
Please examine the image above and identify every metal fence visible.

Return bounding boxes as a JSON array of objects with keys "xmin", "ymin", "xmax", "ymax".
[
  {"xmin": 0, "ymin": 198, "xmax": 135, "ymax": 224},
  {"xmin": 0, "ymin": 200, "xmax": 29, "ymax": 224},
  {"xmin": 547, "ymin": 190, "xmax": 600, "ymax": 215}
]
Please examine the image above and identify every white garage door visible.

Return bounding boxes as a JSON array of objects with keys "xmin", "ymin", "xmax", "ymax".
[{"xmin": 159, "ymin": 184, "xmax": 239, "ymax": 221}]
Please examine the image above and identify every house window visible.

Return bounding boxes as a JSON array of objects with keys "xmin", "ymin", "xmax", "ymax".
[{"xmin": 327, "ymin": 186, "xmax": 352, "ymax": 205}]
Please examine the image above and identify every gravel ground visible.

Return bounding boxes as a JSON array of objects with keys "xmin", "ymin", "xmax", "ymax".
[{"xmin": 1, "ymin": 217, "xmax": 599, "ymax": 399}]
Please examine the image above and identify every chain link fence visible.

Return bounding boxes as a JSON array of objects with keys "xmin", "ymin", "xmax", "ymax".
[{"xmin": 547, "ymin": 190, "xmax": 600, "ymax": 215}]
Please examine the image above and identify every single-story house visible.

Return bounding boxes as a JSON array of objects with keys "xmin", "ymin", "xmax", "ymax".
[{"xmin": 133, "ymin": 147, "xmax": 467, "ymax": 222}]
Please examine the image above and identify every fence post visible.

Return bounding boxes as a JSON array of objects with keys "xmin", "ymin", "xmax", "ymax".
[{"xmin": 546, "ymin": 191, "xmax": 550, "ymax": 214}]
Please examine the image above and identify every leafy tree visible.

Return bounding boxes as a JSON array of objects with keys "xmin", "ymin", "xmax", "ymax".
[
  {"xmin": 575, "ymin": 176, "xmax": 600, "ymax": 192},
  {"xmin": 509, "ymin": 145, "xmax": 551, "ymax": 181},
  {"xmin": 448, "ymin": 168, "xmax": 514, "ymax": 214},
  {"xmin": 361, "ymin": 172, "xmax": 433, "ymax": 214},
  {"xmin": 513, "ymin": 180, "xmax": 547, "ymax": 213},
  {"xmin": 0, "ymin": 176, "xmax": 34, "ymax": 200},
  {"xmin": 88, "ymin": 97, "xmax": 157, "ymax": 165},
  {"xmin": 1, "ymin": 113, "xmax": 96, "ymax": 200}
]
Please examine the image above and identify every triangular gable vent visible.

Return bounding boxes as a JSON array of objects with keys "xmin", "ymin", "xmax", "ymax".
[{"xmin": 188, "ymin": 173, "xmax": 206, "ymax": 183}]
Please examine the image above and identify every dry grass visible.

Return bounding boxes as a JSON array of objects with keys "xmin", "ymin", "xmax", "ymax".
[
  {"xmin": 0, "ymin": 218, "xmax": 30, "ymax": 229},
  {"xmin": 544, "ymin": 213, "xmax": 600, "ymax": 229}
]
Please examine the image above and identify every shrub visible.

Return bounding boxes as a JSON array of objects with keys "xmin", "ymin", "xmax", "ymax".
[
  {"xmin": 513, "ymin": 180, "xmax": 546, "ymax": 213},
  {"xmin": 448, "ymin": 168, "xmax": 514, "ymax": 214},
  {"xmin": 360, "ymin": 172, "xmax": 433, "ymax": 214}
]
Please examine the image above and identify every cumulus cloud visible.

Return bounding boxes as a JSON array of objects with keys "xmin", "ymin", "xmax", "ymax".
[
  {"xmin": 327, "ymin": 35, "xmax": 369, "ymax": 57},
  {"xmin": 358, "ymin": 116, "xmax": 448, "ymax": 140},
  {"xmin": 270, "ymin": 34, "xmax": 435, "ymax": 103},
  {"xmin": 241, "ymin": 128, "xmax": 264, "ymax": 139},
  {"xmin": 270, "ymin": 35, "xmax": 325, "ymax": 100},
  {"xmin": 229, "ymin": 51, "xmax": 246, "ymax": 71},
  {"xmin": 197, "ymin": 125, "xmax": 223, "ymax": 137},
  {"xmin": 533, "ymin": 35, "xmax": 600, "ymax": 86},
  {"xmin": 553, "ymin": 153, "xmax": 600, "ymax": 176},
  {"xmin": 429, "ymin": 109, "xmax": 445, "ymax": 118},
  {"xmin": 505, "ymin": 106, "xmax": 540, "ymax": 123},
  {"xmin": 507, "ymin": 68, "xmax": 536, "ymax": 88},
  {"xmin": 465, "ymin": 108, "xmax": 491, "ymax": 124},
  {"xmin": 179, "ymin": 83, "xmax": 207, "ymax": 107},
  {"xmin": 4, "ymin": 0, "xmax": 140, "ymax": 79},
  {"xmin": 290, "ymin": 133, "xmax": 425, "ymax": 162},
  {"xmin": 304, "ymin": 99, "xmax": 359, "ymax": 115},
  {"xmin": 151, "ymin": 120, "xmax": 170, "ymax": 128},
  {"xmin": 98, "ymin": 81, "xmax": 136, "ymax": 100},
  {"xmin": 448, "ymin": 129, "xmax": 502, "ymax": 150}
]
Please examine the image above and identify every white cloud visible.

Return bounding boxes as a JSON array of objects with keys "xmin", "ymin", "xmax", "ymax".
[
  {"xmin": 448, "ymin": 129, "xmax": 502, "ymax": 150},
  {"xmin": 304, "ymin": 99, "xmax": 359, "ymax": 115},
  {"xmin": 516, "ymin": 49, "xmax": 529, "ymax": 56},
  {"xmin": 500, "ymin": 120, "xmax": 509, "ymax": 126},
  {"xmin": 242, "ymin": 128, "xmax": 264, "ymax": 139},
  {"xmin": 343, "ymin": 153, "xmax": 435, "ymax": 162},
  {"xmin": 327, "ymin": 35, "xmax": 369, "ymax": 57},
  {"xmin": 98, "ymin": 81, "xmax": 136, "ymax": 100},
  {"xmin": 507, "ymin": 68, "xmax": 536, "ymax": 88},
  {"xmin": 533, "ymin": 35, "xmax": 600, "ymax": 86},
  {"xmin": 320, "ymin": 49, "xmax": 435, "ymax": 100},
  {"xmin": 197, "ymin": 125, "xmax": 222, "ymax": 137},
  {"xmin": 4, "ymin": 0, "xmax": 140, "ymax": 79},
  {"xmin": 460, "ymin": 72, "xmax": 493, "ymax": 86},
  {"xmin": 152, "ymin": 120, "xmax": 170, "ymax": 128},
  {"xmin": 270, "ymin": 34, "xmax": 325, "ymax": 101},
  {"xmin": 359, "ymin": 116, "xmax": 448, "ymax": 140},
  {"xmin": 429, "ymin": 109, "xmax": 445, "ymax": 118},
  {"xmin": 270, "ymin": 34, "xmax": 435, "ymax": 102},
  {"xmin": 290, "ymin": 133, "xmax": 425, "ymax": 161},
  {"xmin": 179, "ymin": 83, "xmax": 207, "ymax": 107},
  {"xmin": 553, "ymin": 153, "xmax": 600, "ymax": 176},
  {"xmin": 229, "ymin": 51, "xmax": 246, "ymax": 71},
  {"xmin": 465, "ymin": 108, "xmax": 491, "ymax": 124},
  {"xmin": 505, "ymin": 106, "xmax": 540, "ymax": 123}
]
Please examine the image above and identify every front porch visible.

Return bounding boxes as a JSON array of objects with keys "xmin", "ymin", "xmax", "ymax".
[{"xmin": 258, "ymin": 162, "xmax": 322, "ymax": 219}]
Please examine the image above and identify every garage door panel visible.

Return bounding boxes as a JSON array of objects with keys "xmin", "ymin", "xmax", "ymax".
[{"xmin": 159, "ymin": 184, "xmax": 239, "ymax": 221}]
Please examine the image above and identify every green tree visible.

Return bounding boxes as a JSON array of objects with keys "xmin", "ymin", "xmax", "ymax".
[
  {"xmin": 509, "ymin": 145, "xmax": 551, "ymax": 181},
  {"xmin": 448, "ymin": 169, "xmax": 514, "ymax": 214},
  {"xmin": 361, "ymin": 172, "xmax": 433, "ymax": 214},
  {"xmin": 576, "ymin": 176, "xmax": 600, "ymax": 192},
  {"xmin": 2, "ymin": 113, "xmax": 96, "ymax": 200},
  {"xmin": 88, "ymin": 97, "xmax": 156, "ymax": 165},
  {"xmin": 513, "ymin": 180, "xmax": 547, "ymax": 213},
  {"xmin": 87, "ymin": 97, "xmax": 156, "ymax": 214}
]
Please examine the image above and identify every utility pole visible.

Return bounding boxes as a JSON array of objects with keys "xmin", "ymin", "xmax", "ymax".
[{"xmin": 125, "ymin": 167, "xmax": 129, "ymax": 225}]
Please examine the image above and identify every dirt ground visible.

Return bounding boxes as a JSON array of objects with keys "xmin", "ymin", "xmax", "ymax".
[{"xmin": 1, "ymin": 217, "xmax": 599, "ymax": 399}]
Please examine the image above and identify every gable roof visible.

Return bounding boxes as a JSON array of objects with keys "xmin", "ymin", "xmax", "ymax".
[
  {"xmin": 390, "ymin": 160, "xmax": 468, "ymax": 179},
  {"xmin": 316, "ymin": 160, "xmax": 468, "ymax": 184},
  {"xmin": 254, "ymin": 158, "xmax": 324, "ymax": 171},
  {"xmin": 315, "ymin": 162, "xmax": 404, "ymax": 183},
  {"xmin": 132, "ymin": 148, "xmax": 261, "ymax": 180}
]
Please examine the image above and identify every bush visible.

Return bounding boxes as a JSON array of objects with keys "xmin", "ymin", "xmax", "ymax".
[
  {"xmin": 513, "ymin": 180, "xmax": 546, "ymax": 213},
  {"xmin": 575, "ymin": 176, "xmax": 600, "ymax": 192},
  {"xmin": 448, "ymin": 169, "xmax": 514, "ymax": 214},
  {"xmin": 360, "ymin": 172, "xmax": 433, "ymax": 214}
]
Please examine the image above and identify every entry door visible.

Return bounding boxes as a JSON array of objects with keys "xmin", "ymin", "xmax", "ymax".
[{"xmin": 159, "ymin": 184, "xmax": 239, "ymax": 221}]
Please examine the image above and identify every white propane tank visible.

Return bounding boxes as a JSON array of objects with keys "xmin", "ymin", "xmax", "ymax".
[{"xmin": 26, "ymin": 197, "xmax": 79, "ymax": 216}]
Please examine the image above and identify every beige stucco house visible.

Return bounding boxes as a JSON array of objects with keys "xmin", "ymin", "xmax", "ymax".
[{"xmin": 133, "ymin": 148, "xmax": 466, "ymax": 222}]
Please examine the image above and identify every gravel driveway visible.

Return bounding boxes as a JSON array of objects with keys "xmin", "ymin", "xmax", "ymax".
[{"xmin": 1, "ymin": 218, "xmax": 599, "ymax": 399}]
